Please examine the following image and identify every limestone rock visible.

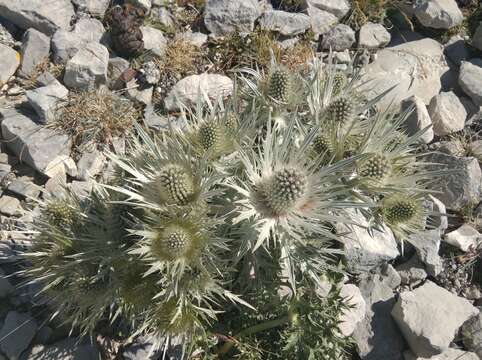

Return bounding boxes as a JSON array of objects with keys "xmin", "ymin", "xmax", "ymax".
[
  {"xmin": 72, "ymin": 0, "xmax": 111, "ymax": 17},
  {"xmin": 305, "ymin": 0, "xmax": 350, "ymax": 19},
  {"xmin": 444, "ymin": 224, "xmax": 481, "ymax": 252},
  {"xmin": 459, "ymin": 61, "xmax": 482, "ymax": 106},
  {"xmin": 0, "ymin": 0, "xmax": 75, "ymax": 36},
  {"xmin": 0, "ymin": 44, "xmax": 20, "ymax": 86},
  {"xmin": 400, "ymin": 95, "xmax": 434, "ymax": 143},
  {"xmin": 392, "ymin": 281, "xmax": 479, "ymax": 357},
  {"xmin": 339, "ymin": 284, "xmax": 366, "ymax": 337},
  {"xmin": 26, "ymin": 83, "xmax": 69, "ymax": 123},
  {"xmin": 26, "ymin": 338, "xmax": 101, "ymax": 360},
  {"xmin": 0, "ymin": 195, "xmax": 21, "ymax": 216},
  {"xmin": 414, "ymin": 0, "xmax": 463, "ymax": 30},
  {"xmin": 18, "ymin": 28, "xmax": 50, "ymax": 77},
  {"xmin": 141, "ymin": 26, "xmax": 167, "ymax": 57},
  {"xmin": 306, "ymin": 5, "xmax": 338, "ymax": 38},
  {"xmin": 404, "ymin": 348, "xmax": 479, "ymax": 360},
  {"xmin": 428, "ymin": 91, "xmax": 466, "ymax": 136},
  {"xmin": 406, "ymin": 230, "xmax": 442, "ymax": 277},
  {"xmin": 0, "ymin": 311, "xmax": 37, "ymax": 359},
  {"xmin": 259, "ymin": 10, "xmax": 311, "ymax": 36},
  {"xmin": 204, "ymin": 0, "xmax": 261, "ymax": 37},
  {"xmin": 462, "ymin": 311, "xmax": 482, "ymax": 358},
  {"xmin": 64, "ymin": 42, "xmax": 109, "ymax": 90},
  {"xmin": 359, "ymin": 22, "xmax": 391, "ymax": 49},
  {"xmin": 165, "ymin": 73, "xmax": 233, "ymax": 111},
  {"xmin": 321, "ymin": 24, "xmax": 356, "ymax": 51}
]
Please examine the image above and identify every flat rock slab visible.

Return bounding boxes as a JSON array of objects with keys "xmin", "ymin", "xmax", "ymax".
[
  {"xmin": 204, "ymin": 0, "xmax": 261, "ymax": 37},
  {"xmin": 259, "ymin": 10, "xmax": 311, "ymax": 36},
  {"xmin": 0, "ymin": 108, "xmax": 71, "ymax": 176},
  {"xmin": 459, "ymin": 61, "xmax": 482, "ymax": 106},
  {"xmin": 27, "ymin": 338, "xmax": 100, "ymax": 360},
  {"xmin": 0, "ymin": 0, "xmax": 75, "ymax": 36},
  {"xmin": 392, "ymin": 281, "xmax": 479, "ymax": 357},
  {"xmin": 361, "ymin": 38, "xmax": 449, "ymax": 111},
  {"xmin": 0, "ymin": 44, "xmax": 20, "ymax": 86},
  {"xmin": 0, "ymin": 311, "xmax": 37, "ymax": 359}
]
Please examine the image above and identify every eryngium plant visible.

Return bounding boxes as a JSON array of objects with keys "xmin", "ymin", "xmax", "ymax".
[{"xmin": 19, "ymin": 55, "xmax": 443, "ymax": 358}]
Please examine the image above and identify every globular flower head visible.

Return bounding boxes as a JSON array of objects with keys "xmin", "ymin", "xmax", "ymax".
[
  {"xmin": 313, "ymin": 132, "xmax": 332, "ymax": 156},
  {"xmin": 331, "ymin": 72, "xmax": 347, "ymax": 97},
  {"xmin": 358, "ymin": 153, "xmax": 391, "ymax": 181},
  {"xmin": 381, "ymin": 196, "xmax": 419, "ymax": 225},
  {"xmin": 268, "ymin": 68, "xmax": 292, "ymax": 104},
  {"xmin": 153, "ymin": 164, "xmax": 196, "ymax": 206},
  {"xmin": 326, "ymin": 97, "xmax": 354, "ymax": 124},
  {"xmin": 45, "ymin": 201, "xmax": 77, "ymax": 227}
]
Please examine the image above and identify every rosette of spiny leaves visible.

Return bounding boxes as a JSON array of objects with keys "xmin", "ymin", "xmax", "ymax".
[{"xmin": 19, "ymin": 187, "xmax": 131, "ymax": 337}]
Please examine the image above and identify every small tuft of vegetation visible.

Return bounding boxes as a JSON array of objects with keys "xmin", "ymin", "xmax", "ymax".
[{"xmin": 51, "ymin": 89, "xmax": 139, "ymax": 150}]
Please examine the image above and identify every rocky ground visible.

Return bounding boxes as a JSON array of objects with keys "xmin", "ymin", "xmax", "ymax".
[{"xmin": 0, "ymin": 0, "xmax": 481, "ymax": 359}]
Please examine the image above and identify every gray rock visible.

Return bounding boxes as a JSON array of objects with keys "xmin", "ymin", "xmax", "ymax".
[
  {"xmin": 26, "ymin": 83, "xmax": 69, "ymax": 123},
  {"xmin": 27, "ymin": 338, "xmax": 100, "ymax": 360},
  {"xmin": 72, "ymin": 18, "xmax": 105, "ymax": 43},
  {"xmin": 0, "ymin": 44, "xmax": 20, "ymax": 86},
  {"xmin": 64, "ymin": 42, "xmax": 109, "ymax": 90},
  {"xmin": 353, "ymin": 273, "xmax": 405, "ymax": 360},
  {"xmin": 126, "ymin": 80, "xmax": 153, "ymax": 106},
  {"xmin": 259, "ymin": 10, "xmax": 311, "ymax": 36},
  {"xmin": 426, "ymin": 153, "xmax": 481, "ymax": 210},
  {"xmin": 141, "ymin": 26, "xmax": 167, "ymax": 57},
  {"xmin": 0, "ymin": 195, "xmax": 20, "ymax": 216},
  {"xmin": 306, "ymin": 5, "xmax": 338, "ymax": 38},
  {"xmin": 177, "ymin": 32, "xmax": 208, "ymax": 47},
  {"xmin": 414, "ymin": 0, "xmax": 463, "ymax": 29},
  {"xmin": 305, "ymin": 0, "xmax": 350, "ymax": 19},
  {"xmin": 359, "ymin": 22, "xmax": 391, "ymax": 49},
  {"xmin": 392, "ymin": 281, "xmax": 479, "ymax": 357},
  {"xmin": 0, "ymin": 311, "xmax": 37, "ymax": 359},
  {"xmin": 396, "ymin": 255, "xmax": 427, "ymax": 286},
  {"xmin": 339, "ymin": 284, "xmax": 366, "ymax": 337},
  {"xmin": 404, "ymin": 348, "xmax": 479, "ymax": 360},
  {"xmin": 0, "ymin": 109, "xmax": 71, "ymax": 176},
  {"xmin": 69, "ymin": 180, "xmax": 93, "ymax": 199},
  {"xmin": 444, "ymin": 35, "xmax": 470, "ymax": 66},
  {"xmin": 406, "ymin": 230, "xmax": 442, "ymax": 277},
  {"xmin": 459, "ymin": 61, "xmax": 482, "ymax": 106},
  {"xmin": 51, "ymin": 30, "xmax": 85, "ymax": 64},
  {"xmin": 0, "ymin": 23, "xmax": 15, "ymax": 47},
  {"xmin": 165, "ymin": 73, "xmax": 233, "ymax": 111},
  {"xmin": 321, "ymin": 24, "xmax": 355, "ymax": 51},
  {"xmin": 43, "ymin": 171, "xmax": 68, "ymax": 201},
  {"xmin": 400, "ymin": 95, "xmax": 434, "ymax": 144},
  {"xmin": 427, "ymin": 195, "xmax": 448, "ymax": 232},
  {"xmin": 0, "ymin": 268, "xmax": 14, "ymax": 298},
  {"xmin": 153, "ymin": 7, "xmax": 175, "ymax": 30},
  {"xmin": 336, "ymin": 210, "xmax": 399, "ymax": 273},
  {"xmin": 77, "ymin": 150, "xmax": 106, "ymax": 180},
  {"xmin": 361, "ymin": 38, "xmax": 449, "ymax": 111},
  {"xmin": 444, "ymin": 224, "xmax": 481, "ymax": 252},
  {"xmin": 428, "ymin": 91, "xmax": 466, "ymax": 136},
  {"xmin": 0, "ymin": 0, "xmax": 75, "ymax": 36},
  {"xmin": 381, "ymin": 263, "xmax": 402, "ymax": 289},
  {"xmin": 474, "ymin": 23, "xmax": 482, "ymax": 52},
  {"xmin": 18, "ymin": 28, "xmax": 50, "ymax": 77},
  {"xmin": 204, "ymin": 0, "xmax": 261, "ymax": 37},
  {"xmin": 462, "ymin": 310, "xmax": 482, "ymax": 358},
  {"xmin": 8, "ymin": 178, "xmax": 41, "ymax": 199},
  {"xmin": 122, "ymin": 335, "xmax": 164, "ymax": 359},
  {"xmin": 72, "ymin": 0, "xmax": 110, "ymax": 17}
]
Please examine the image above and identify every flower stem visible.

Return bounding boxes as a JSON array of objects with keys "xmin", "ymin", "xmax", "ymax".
[{"xmin": 216, "ymin": 315, "xmax": 290, "ymax": 355}]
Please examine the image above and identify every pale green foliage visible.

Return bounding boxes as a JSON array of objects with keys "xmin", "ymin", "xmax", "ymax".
[{"xmin": 18, "ymin": 54, "xmax": 445, "ymax": 359}]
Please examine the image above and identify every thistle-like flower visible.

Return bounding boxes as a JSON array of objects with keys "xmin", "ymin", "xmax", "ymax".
[
  {"xmin": 332, "ymin": 72, "xmax": 348, "ymax": 97},
  {"xmin": 149, "ymin": 164, "xmax": 196, "ymax": 206},
  {"xmin": 268, "ymin": 68, "xmax": 292, "ymax": 104},
  {"xmin": 357, "ymin": 153, "xmax": 391, "ymax": 181},
  {"xmin": 325, "ymin": 97, "xmax": 354, "ymax": 124}
]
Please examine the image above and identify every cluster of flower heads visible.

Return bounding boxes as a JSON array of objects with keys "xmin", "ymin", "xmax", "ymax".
[{"xmin": 19, "ymin": 55, "xmax": 443, "ymax": 358}]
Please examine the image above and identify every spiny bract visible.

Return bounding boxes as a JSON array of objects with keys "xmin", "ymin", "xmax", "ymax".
[
  {"xmin": 268, "ymin": 69, "xmax": 292, "ymax": 104},
  {"xmin": 151, "ymin": 220, "xmax": 201, "ymax": 261}
]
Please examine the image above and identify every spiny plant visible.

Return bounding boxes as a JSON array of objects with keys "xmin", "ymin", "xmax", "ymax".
[{"xmin": 18, "ymin": 54, "xmax": 445, "ymax": 359}]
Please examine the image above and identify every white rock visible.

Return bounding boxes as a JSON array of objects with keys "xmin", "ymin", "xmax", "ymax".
[
  {"xmin": 18, "ymin": 28, "xmax": 50, "ymax": 77},
  {"xmin": 459, "ymin": 61, "xmax": 482, "ymax": 106},
  {"xmin": 336, "ymin": 209, "xmax": 399, "ymax": 272},
  {"xmin": 0, "ymin": 109, "xmax": 72, "ymax": 176},
  {"xmin": 392, "ymin": 281, "xmax": 479, "ymax": 357},
  {"xmin": 77, "ymin": 150, "xmax": 106, "ymax": 180},
  {"xmin": 26, "ymin": 83, "xmax": 69, "ymax": 123},
  {"xmin": 0, "ymin": 0, "xmax": 75, "ymax": 36},
  {"xmin": 428, "ymin": 195, "xmax": 448, "ymax": 232},
  {"xmin": 359, "ymin": 22, "xmax": 391, "ymax": 49},
  {"xmin": 72, "ymin": 0, "xmax": 110, "ymax": 16},
  {"xmin": 0, "ymin": 311, "xmax": 37, "ymax": 359},
  {"xmin": 361, "ymin": 38, "xmax": 449, "ymax": 111},
  {"xmin": 406, "ymin": 230, "xmax": 443, "ymax": 277},
  {"xmin": 72, "ymin": 18, "xmax": 105, "ymax": 43},
  {"xmin": 404, "ymin": 348, "xmax": 479, "ymax": 360},
  {"xmin": 51, "ymin": 30, "xmax": 85, "ymax": 64},
  {"xmin": 305, "ymin": 0, "xmax": 350, "ymax": 19},
  {"xmin": 338, "ymin": 284, "xmax": 366, "ymax": 337},
  {"xmin": 321, "ymin": 24, "xmax": 355, "ymax": 51},
  {"xmin": 444, "ymin": 223, "xmax": 481, "ymax": 252},
  {"xmin": 0, "ymin": 44, "xmax": 20, "ymax": 86},
  {"xmin": 141, "ymin": 26, "xmax": 168, "ymax": 57},
  {"xmin": 306, "ymin": 5, "xmax": 338, "ymax": 38},
  {"xmin": 428, "ymin": 91, "xmax": 467, "ymax": 136},
  {"xmin": 259, "ymin": 10, "xmax": 311, "ymax": 36},
  {"xmin": 204, "ymin": 0, "xmax": 261, "ymax": 37},
  {"xmin": 0, "ymin": 196, "xmax": 20, "ymax": 216},
  {"xmin": 400, "ymin": 95, "xmax": 434, "ymax": 143},
  {"xmin": 414, "ymin": 0, "xmax": 463, "ymax": 30},
  {"xmin": 177, "ymin": 32, "xmax": 208, "ymax": 47},
  {"xmin": 165, "ymin": 73, "xmax": 233, "ymax": 111},
  {"xmin": 69, "ymin": 180, "xmax": 94, "ymax": 199},
  {"xmin": 64, "ymin": 42, "xmax": 109, "ymax": 90}
]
